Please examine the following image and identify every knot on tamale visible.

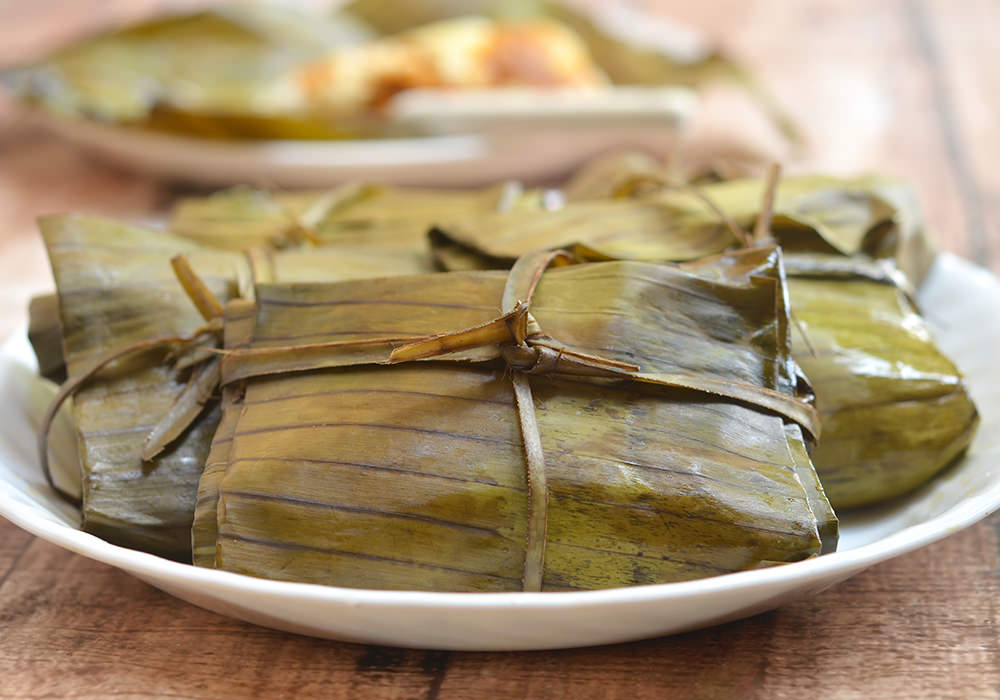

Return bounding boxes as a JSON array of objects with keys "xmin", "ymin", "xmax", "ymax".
[
  {"xmin": 387, "ymin": 297, "xmax": 638, "ymax": 377},
  {"xmin": 39, "ymin": 254, "xmax": 232, "ymax": 505},
  {"xmin": 500, "ymin": 342, "xmax": 560, "ymax": 374}
]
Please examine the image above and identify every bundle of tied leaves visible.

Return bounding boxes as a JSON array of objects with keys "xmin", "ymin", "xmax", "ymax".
[{"xmin": 35, "ymin": 179, "xmax": 546, "ymax": 560}]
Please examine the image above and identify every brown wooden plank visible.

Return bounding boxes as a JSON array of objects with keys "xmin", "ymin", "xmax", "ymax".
[
  {"xmin": 0, "ymin": 522, "xmax": 34, "ymax": 589},
  {"xmin": 0, "ymin": 515, "xmax": 996, "ymax": 699},
  {"xmin": 0, "ymin": 519, "xmax": 443, "ymax": 700}
]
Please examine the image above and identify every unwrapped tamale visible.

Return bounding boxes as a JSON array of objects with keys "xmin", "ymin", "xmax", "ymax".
[
  {"xmin": 40, "ymin": 214, "xmax": 435, "ymax": 559},
  {"xmin": 343, "ymin": 0, "xmax": 797, "ymax": 141},
  {"xmin": 194, "ymin": 246, "xmax": 836, "ymax": 590}
]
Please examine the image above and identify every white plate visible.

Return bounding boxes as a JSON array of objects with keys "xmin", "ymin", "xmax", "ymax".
[
  {"xmin": 1, "ymin": 252, "xmax": 998, "ymax": 650},
  {"xmin": 28, "ymin": 86, "xmax": 697, "ymax": 188}
]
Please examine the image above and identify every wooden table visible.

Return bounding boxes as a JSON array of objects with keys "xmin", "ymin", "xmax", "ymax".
[{"xmin": 1, "ymin": 1, "xmax": 998, "ymax": 697}]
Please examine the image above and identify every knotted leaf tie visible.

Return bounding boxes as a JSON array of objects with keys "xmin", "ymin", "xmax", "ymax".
[{"xmin": 38, "ymin": 255, "xmax": 226, "ymax": 506}]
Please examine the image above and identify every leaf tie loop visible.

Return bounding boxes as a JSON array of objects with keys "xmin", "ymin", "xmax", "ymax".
[{"xmin": 38, "ymin": 255, "xmax": 231, "ymax": 503}]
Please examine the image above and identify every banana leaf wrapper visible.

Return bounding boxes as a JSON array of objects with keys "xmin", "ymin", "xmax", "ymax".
[
  {"xmin": 785, "ymin": 254, "xmax": 978, "ymax": 508},
  {"xmin": 41, "ymin": 215, "xmax": 241, "ymax": 560},
  {"xmin": 434, "ymin": 166, "xmax": 969, "ymax": 508},
  {"xmin": 32, "ymin": 175, "xmax": 493, "ymax": 384},
  {"xmin": 194, "ymin": 246, "xmax": 836, "ymax": 589},
  {"xmin": 41, "ymin": 214, "xmax": 435, "ymax": 560},
  {"xmin": 28, "ymin": 294, "xmax": 66, "ymax": 384},
  {"xmin": 168, "ymin": 181, "xmax": 549, "ymax": 251},
  {"xmin": 432, "ymin": 172, "xmax": 935, "ymax": 284}
]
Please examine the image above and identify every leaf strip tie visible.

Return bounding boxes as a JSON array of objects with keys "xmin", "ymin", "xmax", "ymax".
[
  {"xmin": 38, "ymin": 330, "xmax": 214, "ymax": 507},
  {"xmin": 39, "ymin": 254, "xmax": 229, "ymax": 504}
]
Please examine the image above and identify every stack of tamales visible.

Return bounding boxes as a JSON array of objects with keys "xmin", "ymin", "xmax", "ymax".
[
  {"xmin": 33, "ymin": 154, "xmax": 978, "ymax": 591},
  {"xmin": 430, "ymin": 162, "xmax": 978, "ymax": 509}
]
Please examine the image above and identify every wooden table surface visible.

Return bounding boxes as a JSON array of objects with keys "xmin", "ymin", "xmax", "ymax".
[{"xmin": 1, "ymin": 1, "xmax": 998, "ymax": 698}]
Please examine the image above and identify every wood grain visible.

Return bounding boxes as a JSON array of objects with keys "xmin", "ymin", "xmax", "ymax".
[
  {"xmin": 0, "ymin": 1, "xmax": 998, "ymax": 698},
  {"xmin": 0, "ymin": 516, "xmax": 996, "ymax": 700}
]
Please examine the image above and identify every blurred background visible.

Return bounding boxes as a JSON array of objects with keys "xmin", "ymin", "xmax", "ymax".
[{"xmin": 2, "ymin": 0, "xmax": 997, "ymax": 342}]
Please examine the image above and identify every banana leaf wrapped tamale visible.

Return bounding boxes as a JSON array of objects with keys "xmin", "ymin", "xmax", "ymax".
[
  {"xmin": 3, "ymin": 8, "xmax": 371, "ymax": 140},
  {"xmin": 39, "ymin": 214, "xmax": 435, "ymax": 560},
  {"xmin": 433, "ymin": 164, "xmax": 975, "ymax": 508},
  {"xmin": 784, "ymin": 255, "xmax": 978, "ymax": 507},
  {"xmin": 576, "ymin": 166, "xmax": 978, "ymax": 506},
  {"xmin": 431, "ymin": 173, "xmax": 936, "ymax": 282},
  {"xmin": 40, "ymin": 215, "xmax": 243, "ymax": 559},
  {"xmin": 194, "ymin": 246, "xmax": 836, "ymax": 589}
]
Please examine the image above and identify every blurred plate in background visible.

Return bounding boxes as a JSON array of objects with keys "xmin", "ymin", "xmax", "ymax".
[{"xmin": 28, "ymin": 85, "xmax": 697, "ymax": 187}]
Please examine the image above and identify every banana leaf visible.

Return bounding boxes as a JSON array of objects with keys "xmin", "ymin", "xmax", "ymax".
[
  {"xmin": 168, "ymin": 181, "xmax": 548, "ymax": 251},
  {"xmin": 431, "ymin": 172, "xmax": 936, "ymax": 284},
  {"xmin": 40, "ymin": 214, "xmax": 243, "ymax": 560},
  {"xmin": 28, "ymin": 294, "xmax": 66, "ymax": 384},
  {"xmin": 33, "ymin": 178, "xmax": 515, "ymax": 385},
  {"xmin": 40, "ymin": 214, "xmax": 435, "ymax": 560},
  {"xmin": 195, "ymin": 246, "xmax": 836, "ymax": 590},
  {"xmin": 785, "ymin": 254, "xmax": 978, "ymax": 508},
  {"xmin": 433, "ymin": 162, "xmax": 970, "ymax": 509},
  {"xmin": 7, "ymin": 1, "xmax": 795, "ymax": 143}
]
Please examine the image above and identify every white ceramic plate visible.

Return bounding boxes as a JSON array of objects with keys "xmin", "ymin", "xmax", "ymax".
[
  {"xmin": 1, "ymin": 252, "xmax": 998, "ymax": 650},
  {"xmin": 28, "ymin": 86, "xmax": 697, "ymax": 188}
]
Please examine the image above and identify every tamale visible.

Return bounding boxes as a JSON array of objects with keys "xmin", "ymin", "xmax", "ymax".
[
  {"xmin": 785, "ymin": 254, "xmax": 978, "ymax": 508},
  {"xmin": 432, "ymin": 161, "xmax": 973, "ymax": 508},
  {"xmin": 195, "ymin": 246, "xmax": 836, "ymax": 590},
  {"xmin": 431, "ymin": 173, "xmax": 935, "ymax": 281},
  {"xmin": 41, "ymin": 215, "xmax": 243, "ymax": 560},
  {"xmin": 40, "ymin": 214, "xmax": 435, "ymax": 560},
  {"xmin": 34, "ymin": 178, "xmax": 512, "ymax": 387}
]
